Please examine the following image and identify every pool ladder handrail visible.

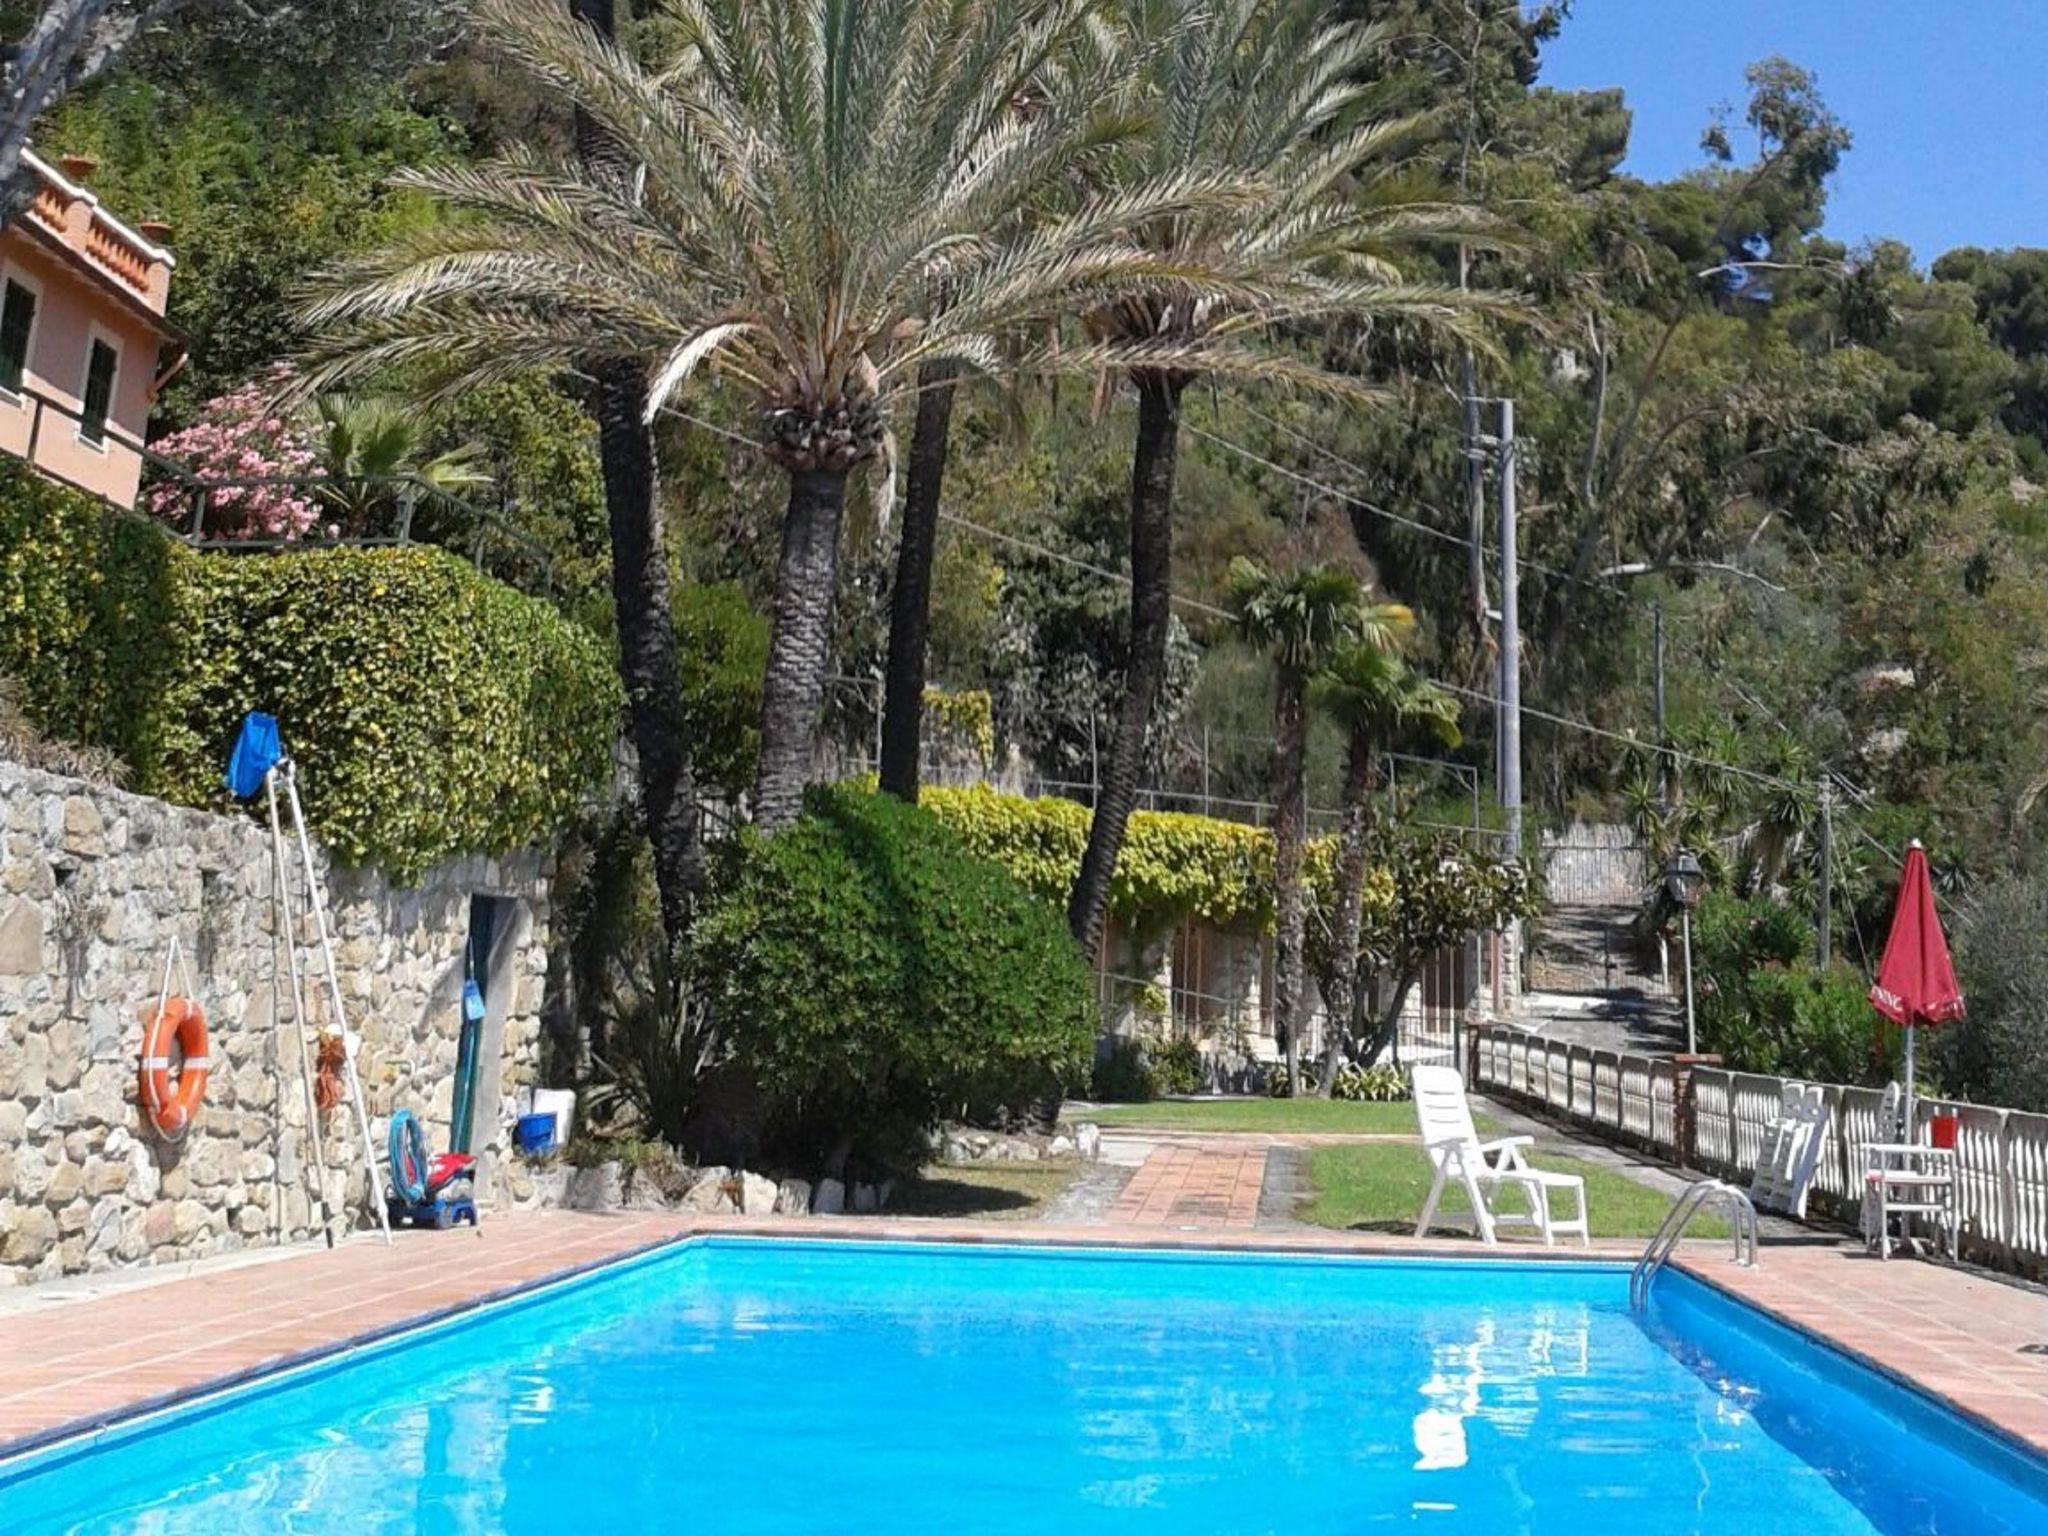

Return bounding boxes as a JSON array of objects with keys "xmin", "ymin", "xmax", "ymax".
[{"xmin": 1630, "ymin": 1179, "xmax": 1759, "ymax": 1310}]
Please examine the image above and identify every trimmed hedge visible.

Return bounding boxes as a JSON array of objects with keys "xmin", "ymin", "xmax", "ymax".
[
  {"xmin": 0, "ymin": 465, "xmax": 619, "ymax": 877},
  {"xmin": 697, "ymin": 785, "xmax": 1094, "ymax": 1172},
  {"xmin": 170, "ymin": 547, "xmax": 619, "ymax": 875},
  {"xmin": 920, "ymin": 782, "xmax": 1305, "ymax": 928},
  {"xmin": 0, "ymin": 463, "xmax": 204, "ymax": 786}
]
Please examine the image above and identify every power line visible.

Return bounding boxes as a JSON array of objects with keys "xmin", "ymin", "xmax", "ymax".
[{"xmin": 661, "ymin": 400, "xmax": 1823, "ymax": 798}]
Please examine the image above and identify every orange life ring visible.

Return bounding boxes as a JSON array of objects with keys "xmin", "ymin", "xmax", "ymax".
[{"xmin": 139, "ymin": 997, "xmax": 209, "ymax": 1138}]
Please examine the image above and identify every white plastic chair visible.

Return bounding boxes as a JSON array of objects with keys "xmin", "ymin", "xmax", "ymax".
[
  {"xmin": 1751, "ymin": 1082, "xmax": 1828, "ymax": 1218},
  {"xmin": 1412, "ymin": 1064, "xmax": 1589, "ymax": 1247}
]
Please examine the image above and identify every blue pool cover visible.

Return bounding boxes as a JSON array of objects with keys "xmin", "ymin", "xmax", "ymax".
[{"xmin": 2, "ymin": 1238, "xmax": 2044, "ymax": 1534}]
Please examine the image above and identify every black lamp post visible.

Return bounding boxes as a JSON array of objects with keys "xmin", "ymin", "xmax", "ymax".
[{"xmin": 1665, "ymin": 848, "xmax": 1707, "ymax": 1052}]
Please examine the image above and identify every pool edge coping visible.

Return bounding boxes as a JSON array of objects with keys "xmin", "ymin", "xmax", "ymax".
[
  {"xmin": 0, "ymin": 1220, "xmax": 1630, "ymax": 1475},
  {"xmin": 1670, "ymin": 1251, "xmax": 2048, "ymax": 1463},
  {"xmin": 5, "ymin": 1217, "xmax": 2040, "ymax": 1481}
]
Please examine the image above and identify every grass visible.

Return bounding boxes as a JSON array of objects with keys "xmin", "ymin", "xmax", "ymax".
[
  {"xmin": 1304, "ymin": 1143, "xmax": 1727, "ymax": 1241},
  {"xmin": 1069, "ymin": 1097, "xmax": 1485, "ymax": 1135},
  {"xmin": 887, "ymin": 1159, "xmax": 1085, "ymax": 1220}
]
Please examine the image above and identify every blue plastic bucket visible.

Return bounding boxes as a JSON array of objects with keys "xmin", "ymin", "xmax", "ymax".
[{"xmin": 515, "ymin": 1112, "xmax": 557, "ymax": 1155}]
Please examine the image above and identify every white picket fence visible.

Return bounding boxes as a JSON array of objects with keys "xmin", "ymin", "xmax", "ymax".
[{"xmin": 1470, "ymin": 1024, "xmax": 2048, "ymax": 1273}]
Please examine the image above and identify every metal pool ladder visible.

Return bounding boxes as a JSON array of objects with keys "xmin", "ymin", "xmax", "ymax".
[{"xmin": 1630, "ymin": 1179, "xmax": 1760, "ymax": 1310}]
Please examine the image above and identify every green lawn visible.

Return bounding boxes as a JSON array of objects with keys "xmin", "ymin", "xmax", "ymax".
[
  {"xmin": 888, "ymin": 1159, "xmax": 1085, "ymax": 1220},
  {"xmin": 1304, "ymin": 1143, "xmax": 1726, "ymax": 1240},
  {"xmin": 1069, "ymin": 1097, "xmax": 1476, "ymax": 1135}
]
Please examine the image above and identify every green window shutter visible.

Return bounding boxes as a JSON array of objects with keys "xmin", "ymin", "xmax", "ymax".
[
  {"xmin": 0, "ymin": 281, "xmax": 35, "ymax": 392},
  {"xmin": 80, "ymin": 339, "xmax": 116, "ymax": 443}
]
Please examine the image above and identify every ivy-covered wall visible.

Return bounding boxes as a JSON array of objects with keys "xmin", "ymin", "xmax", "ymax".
[{"xmin": 0, "ymin": 464, "xmax": 618, "ymax": 877}]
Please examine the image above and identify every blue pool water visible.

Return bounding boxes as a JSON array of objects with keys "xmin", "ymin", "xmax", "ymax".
[{"xmin": 3, "ymin": 1239, "xmax": 2045, "ymax": 1534}]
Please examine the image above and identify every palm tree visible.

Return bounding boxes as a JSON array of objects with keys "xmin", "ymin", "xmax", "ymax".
[
  {"xmin": 304, "ymin": 0, "xmax": 1233, "ymax": 833},
  {"xmin": 313, "ymin": 393, "xmax": 491, "ymax": 529},
  {"xmin": 1311, "ymin": 646, "xmax": 1459, "ymax": 1095},
  {"xmin": 1060, "ymin": 0, "xmax": 1510, "ymax": 960},
  {"xmin": 1228, "ymin": 556, "xmax": 1412, "ymax": 1093}
]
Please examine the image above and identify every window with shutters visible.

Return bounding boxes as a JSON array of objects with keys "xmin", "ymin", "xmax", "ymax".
[
  {"xmin": 79, "ymin": 337, "xmax": 116, "ymax": 445},
  {"xmin": 0, "ymin": 279, "xmax": 36, "ymax": 393}
]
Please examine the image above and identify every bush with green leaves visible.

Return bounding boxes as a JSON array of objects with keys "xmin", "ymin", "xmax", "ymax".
[
  {"xmin": 0, "ymin": 464, "xmax": 203, "ymax": 786},
  {"xmin": 1089, "ymin": 1035, "xmax": 1157, "ymax": 1103},
  {"xmin": 0, "ymin": 466, "xmax": 619, "ymax": 877},
  {"xmin": 672, "ymin": 582, "xmax": 771, "ymax": 799},
  {"xmin": 1693, "ymin": 892, "xmax": 1899, "ymax": 1083},
  {"xmin": 1939, "ymin": 869, "xmax": 2048, "ymax": 1113},
  {"xmin": 696, "ymin": 785, "xmax": 1094, "ymax": 1174},
  {"xmin": 1150, "ymin": 1036, "xmax": 1203, "ymax": 1096}
]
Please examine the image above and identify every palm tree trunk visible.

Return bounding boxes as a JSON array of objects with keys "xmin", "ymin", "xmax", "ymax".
[
  {"xmin": 568, "ymin": 0, "xmax": 700, "ymax": 949},
  {"xmin": 1068, "ymin": 369, "xmax": 1182, "ymax": 961},
  {"xmin": 878, "ymin": 361, "xmax": 960, "ymax": 802},
  {"xmin": 1316, "ymin": 731, "xmax": 1378, "ymax": 1096},
  {"xmin": 592, "ymin": 359, "xmax": 702, "ymax": 948},
  {"xmin": 754, "ymin": 467, "xmax": 850, "ymax": 830},
  {"xmin": 1271, "ymin": 667, "xmax": 1309, "ymax": 1095}
]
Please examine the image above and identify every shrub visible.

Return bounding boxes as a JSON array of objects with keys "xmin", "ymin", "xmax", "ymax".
[
  {"xmin": 696, "ymin": 785, "xmax": 1094, "ymax": 1173},
  {"xmin": 1090, "ymin": 1035, "xmax": 1157, "ymax": 1103},
  {"xmin": 168, "ymin": 546, "xmax": 619, "ymax": 876},
  {"xmin": 1151, "ymin": 1036, "xmax": 1203, "ymax": 1096},
  {"xmin": 1942, "ymin": 870, "xmax": 2048, "ymax": 1112},
  {"xmin": 1690, "ymin": 890, "xmax": 1902, "ymax": 1083},
  {"xmin": 920, "ymin": 782, "xmax": 1285, "ymax": 927},
  {"xmin": 672, "ymin": 581, "xmax": 770, "ymax": 799},
  {"xmin": 143, "ymin": 366, "xmax": 325, "ymax": 540},
  {"xmin": 0, "ymin": 467, "xmax": 619, "ymax": 876},
  {"xmin": 0, "ymin": 466, "xmax": 204, "ymax": 785}
]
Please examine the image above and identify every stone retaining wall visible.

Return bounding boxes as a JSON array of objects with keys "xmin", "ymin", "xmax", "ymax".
[{"xmin": 0, "ymin": 758, "xmax": 551, "ymax": 1283}]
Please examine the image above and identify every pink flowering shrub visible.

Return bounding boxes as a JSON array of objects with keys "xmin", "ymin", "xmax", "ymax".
[{"xmin": 145, "ymin": 366, "xmax": 323, "ymax": 540}]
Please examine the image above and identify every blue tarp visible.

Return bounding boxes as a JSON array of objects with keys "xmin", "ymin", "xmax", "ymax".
[{"xmin": 223, "ymin": 711, "xmax": 282, "ymax": 800}]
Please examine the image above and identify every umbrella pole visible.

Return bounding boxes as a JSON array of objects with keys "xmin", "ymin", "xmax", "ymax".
[{"xmin": 1904, "ymin": 1026, "xmax": 1916, "ymax": 1141}]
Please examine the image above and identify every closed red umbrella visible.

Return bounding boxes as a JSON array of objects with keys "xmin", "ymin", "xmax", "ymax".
[{"xmin": 1869, "ymin": 840, "xmax": 1964, "ymax": 1130}]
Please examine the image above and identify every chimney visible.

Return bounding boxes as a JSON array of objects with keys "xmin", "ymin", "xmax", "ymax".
[
  {"xmin": 57, "ymin": 153, "xmax": 96, "ymax": 185},
  {"xmin": 137, "ymin": 219, "xmax": 173, "ymax": 248}
]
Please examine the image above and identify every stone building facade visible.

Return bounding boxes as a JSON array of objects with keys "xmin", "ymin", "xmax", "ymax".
[{"xmin": 0, "ymin": 758, "xmax": 551, "ymax": 1283}]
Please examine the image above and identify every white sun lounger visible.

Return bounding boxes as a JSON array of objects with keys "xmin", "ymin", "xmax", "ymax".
[{"xmin": 1412, "ymin": 1064, "xmax": 1589, "ymax": 1247}]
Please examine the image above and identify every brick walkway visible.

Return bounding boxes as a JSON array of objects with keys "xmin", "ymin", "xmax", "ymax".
[{"xmin": 1105, "ymin": 1141, "xmax": 1267, "ymax": 1228}]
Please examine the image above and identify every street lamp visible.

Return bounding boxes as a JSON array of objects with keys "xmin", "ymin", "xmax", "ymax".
[{"xmin": 1665, "ymin": 848, "xmax": 1707, "ymax": 1053}]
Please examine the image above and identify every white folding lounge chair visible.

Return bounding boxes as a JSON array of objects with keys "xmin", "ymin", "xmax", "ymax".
[
  {"xmin": 1412, "ymin": 1064, "xmax": 1589, "ymax": 1247},
  {"xmin": 1751, "ymin": 1082, "xmax": 1828, "ymax": 1218}
]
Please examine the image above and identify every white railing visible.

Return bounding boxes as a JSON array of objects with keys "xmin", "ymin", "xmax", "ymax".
[{"xmin": 1469, "ymin": 1023, "xmax": 2048, "ymax": 1274}]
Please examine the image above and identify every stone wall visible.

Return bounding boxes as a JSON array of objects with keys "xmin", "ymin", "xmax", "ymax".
[{"xmin": 0, "ymin": 758, "xmax": 551, "ymax": 1284}]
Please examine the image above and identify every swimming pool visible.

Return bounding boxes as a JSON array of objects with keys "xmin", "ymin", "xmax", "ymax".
[{"xmin": 3, "ymin": 1238, "xmax": 2044, "ymax": 1534}]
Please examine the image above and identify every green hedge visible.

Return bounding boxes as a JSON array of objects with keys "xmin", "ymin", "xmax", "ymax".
[
  {"xmin": 0, "ymin": 464, "xmax": 204, "ymax": 785},
  {"xmin": 697, "ymin": 785, "xmax": 1094, "ymax": 1172},
  {"xmin": 0, "ymin": 466, "xmax": 619, "ymax": 877},
  {"xmin": 919, "ymin": 783, "xmax": 1291, "ymax": 928}
]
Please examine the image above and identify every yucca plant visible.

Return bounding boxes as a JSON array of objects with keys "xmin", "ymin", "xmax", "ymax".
[
  {"xmin": 1310, "ymin": 645, "xmax": 1460, "ymax": 1095},
  {"xmin": 304, "ymin": 0, "xmax": 1238, "ymax": 837},
  {"xmin": 1059, "ymin": 0, "xmax": 1515, "ymax": 961},
  {"xmin": 1228, "ymin": 555, "xmax": 1413, "ymax": 1092}
]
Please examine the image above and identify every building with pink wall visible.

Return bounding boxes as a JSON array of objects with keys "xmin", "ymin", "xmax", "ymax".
[{"xmin": 0, "ymin": 149, "xmax": 181, "ymax": 509}]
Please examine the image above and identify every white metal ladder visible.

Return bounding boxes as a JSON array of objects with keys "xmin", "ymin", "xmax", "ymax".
[{"xmin": 1630, "ymin": 1179, "xmax": 1759, "ymax": 1309}]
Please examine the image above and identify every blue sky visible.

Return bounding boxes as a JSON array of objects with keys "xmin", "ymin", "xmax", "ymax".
[{"xmin": 1536, "ymin": 1, "xmax": 2048, "ymax": 263}]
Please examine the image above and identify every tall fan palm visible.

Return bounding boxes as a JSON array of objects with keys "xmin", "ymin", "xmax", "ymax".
[
  {"xmin": 1310, "ymin": 646, "xmax": 1459, "ymax": 1095},
  {"xmin": 304, "ymin": 0, "xmax": 1232, "ymax": 832},
  {"xmin": 1060, "ymin": 0, "xmax": 1512, "ymax": 960},
  {"xmin": 1228, "ymin": 556, "xmax": 1413, "ymax": 1093}
]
